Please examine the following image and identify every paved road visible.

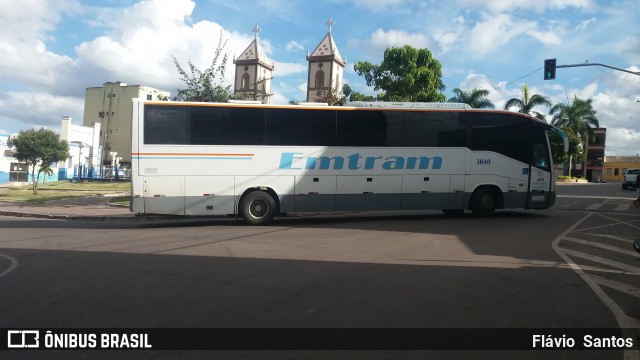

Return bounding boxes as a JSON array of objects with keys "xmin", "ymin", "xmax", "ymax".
[{"xmin": 0, "ymin": 182, "xmax": 638, "ymax": 359}]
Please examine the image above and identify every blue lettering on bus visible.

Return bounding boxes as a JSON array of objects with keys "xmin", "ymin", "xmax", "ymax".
[{"xmin": 279, "ymin": 152, "xmax": 443, "ymax": 170}]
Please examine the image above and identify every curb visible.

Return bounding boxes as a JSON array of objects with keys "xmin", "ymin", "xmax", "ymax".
[
  {"xmin": 0, "ymin": 210, "xmax": 223, "ymax": 222},
  {"xmin": 0, "ymin": 210, "xmax": 138, "ymax": 221}
]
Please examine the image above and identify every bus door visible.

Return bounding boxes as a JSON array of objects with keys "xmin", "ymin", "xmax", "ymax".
[{"xmin": 527, "ymin": 143, "xmax": 553, "ymax": 209}]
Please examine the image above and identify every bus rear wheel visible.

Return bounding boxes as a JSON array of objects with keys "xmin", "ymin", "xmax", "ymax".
[
  {"xmin": 470, "ymin": 188, "xmax": 497, "ymax": 217},
  {"xmin": 240, "ymin": 191, "xmax": 277, "ymax": 225}
]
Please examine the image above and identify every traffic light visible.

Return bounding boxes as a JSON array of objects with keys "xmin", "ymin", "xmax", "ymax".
[{"xmin": 544, "ymin": 58, "xmax": 556, "ymax": 80}]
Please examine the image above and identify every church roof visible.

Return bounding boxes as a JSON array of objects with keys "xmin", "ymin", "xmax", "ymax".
[
  {"xmin": 307, "ymin": 31, "xmax": 346, "ymax": 66},
  {"xmin": 235, "ymin": 30, "xmax": 274, "ymax": 69}
]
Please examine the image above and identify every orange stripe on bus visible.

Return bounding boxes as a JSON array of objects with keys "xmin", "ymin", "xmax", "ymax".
[{"xmin": 132, "ymin": 152, "xmax": 254, "ymax": 156}]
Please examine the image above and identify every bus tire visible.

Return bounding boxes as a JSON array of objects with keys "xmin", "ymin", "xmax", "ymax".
[
  {"xmin": 240, "ymin": 191, "xmax": 277, "ymax": 225},
  {"xmin": 470, "ymin": 188, "xmax": 497, "ymax": 217}
]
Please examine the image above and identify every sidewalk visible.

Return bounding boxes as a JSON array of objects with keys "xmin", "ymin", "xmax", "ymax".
[{"xmin": 0, "ymin": 196, "xmax": 136, "ymax": 220}]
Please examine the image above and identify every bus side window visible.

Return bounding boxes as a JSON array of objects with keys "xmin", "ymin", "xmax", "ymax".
[{"xmin": 532, "ymin": 144, "xmax": 549, "ymax": 170}]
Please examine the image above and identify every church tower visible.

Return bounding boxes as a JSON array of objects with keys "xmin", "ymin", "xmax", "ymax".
[
  {"xmin": 233, "ymin": 25, "xmax": 274, "ymax": 104},
  {"xmin": 306, "ymin": 18, "xmax": 347, "ymax": 102}
]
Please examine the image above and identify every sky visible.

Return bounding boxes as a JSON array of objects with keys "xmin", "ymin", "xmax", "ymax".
[{"xmin": 1, "ymin": 0, "xmax": 640, "ymax": 156}]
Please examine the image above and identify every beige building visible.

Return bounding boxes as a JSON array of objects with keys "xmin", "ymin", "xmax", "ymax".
[
  {"xmin": 233, "ymin": 25, "xmax": 274, "ymax": 104},
  {"xmin": 83, "ymin": 82, "xmax": 169, "ymax": 167},
  {"xmin": 306, "ymin": 18, "xmax": 346, "ymax": 102}
]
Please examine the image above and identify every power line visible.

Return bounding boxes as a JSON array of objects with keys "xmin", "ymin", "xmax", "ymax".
[
  {"xmin": 490, "ymin": 67, "xmax": 541, "ymax": 92},
  {"xmin": 595, "ymin": 66, "xmax": 640, "ymax": 84}
]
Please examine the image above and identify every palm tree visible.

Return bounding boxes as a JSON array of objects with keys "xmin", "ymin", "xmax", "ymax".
[
  {"xmin": 503, "ymin": 84, "xmax": 551, "ymax": 121},
  {"xmin": 549, "ymin": 96, "xmax": 599, "ymax": 178},
  {"xmin": 448, "ymin": 88, "xmax": 494, "ymax": 109}
]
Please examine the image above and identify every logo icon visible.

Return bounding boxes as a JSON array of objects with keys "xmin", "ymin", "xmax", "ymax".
[{"xmin": 7, "ymin": 330, "xmax": 39, "ymax": 348}]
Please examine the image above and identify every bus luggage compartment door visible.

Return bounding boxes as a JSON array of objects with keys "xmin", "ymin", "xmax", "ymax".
[
  {"xmin": 294, "ymin": 175, "xmax": 337, "ymax": 212},
  {"xmin": 143, "ymin": 176, "xmax": 185, "ymax": 215},
  {"xmin": 336, "ymin": 175, "xmax": 402, "ymax": 211}
]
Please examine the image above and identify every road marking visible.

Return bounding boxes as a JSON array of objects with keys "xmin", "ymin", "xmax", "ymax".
[
  {"xmin": 560, "ymin": 201, "xmax": 579, "ymax": 208},
  {"xmin": 586, "ymin": 202, "xmax": 604, "ymax": 210},
  {"xmin": 552, "ymin": 212, "xmax": 640, "ymax": 334},
  {"xmin": 580, "ymin": 233, "xmax": 636, "ymax": 243},
  {"xmin": 614, "ymin": 204, "xmax": 631, "ymax": 211},
  {"xmin": 0, "ymin": 253, "xmax": 18, "ymax": 278},
  {"xmin": 561, "ymin": 248, "xmax": 640, "ymax": 274},
  {"xmin": 563, "ymin": 236, "xmax": 640, "ymax": 258},
  {"xmin": 589, "ymin": 275, "xmax": 640, "ymax": 299}
]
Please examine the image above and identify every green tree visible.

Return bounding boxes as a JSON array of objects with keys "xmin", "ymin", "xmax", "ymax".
[
  {"xmin": 11, "ymin": 128, "xmax": 69, "ymax": 195},
  {"xmin": 503, "ymin": 84, "xmax": 551, "ymax": 121},
  {"xmin": 549, "ymin": 96, "xmax": 599, "ymax": 176},
  {"xmin": 314, "ymin": 85, "xmax": 347, "ymax": 106},
  {"xmin": 172, "ymin": 30, "xmax": 234, "ymax": 102},
  {"xmin": 353, "ymin": 45, "xmax": 446, "ymax": 102},
  {"xmin": 342, "ymin": 84, "xmax": 377, "ymax": 102},
  {"xmin": 448, "ymin": 88, "xmax": 494, "ymax": 109}
]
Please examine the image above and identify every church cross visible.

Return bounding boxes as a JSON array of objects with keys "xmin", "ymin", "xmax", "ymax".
[
  {"xmin": 326, "ymin": 18, "xmax": 334, "ymax": 33},
  {"xmin": 252, "ymin": 25, "xmax": 260, "ymax": 39}
]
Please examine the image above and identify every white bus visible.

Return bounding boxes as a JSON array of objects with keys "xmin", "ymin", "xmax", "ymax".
[{"xmin": 131, "ymin": 100, "xmax": 568, "ymax": 225}]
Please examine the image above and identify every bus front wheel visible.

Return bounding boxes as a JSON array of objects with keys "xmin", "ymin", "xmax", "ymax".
[
  {"xmin": 470, "ymin": 188, "xmax": 497, "ymax": 217},
  {"xmin": 240, "ymin": 191, "xmax": 278, "ymax": 225}
]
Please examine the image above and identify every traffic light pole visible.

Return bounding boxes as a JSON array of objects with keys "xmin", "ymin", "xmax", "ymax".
[{"xmin": 556, "ymin": 62, "xmax": 640, "ymax": 76}]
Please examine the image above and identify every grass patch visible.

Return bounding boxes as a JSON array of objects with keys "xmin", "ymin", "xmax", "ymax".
[
  {"xmin": 108, "ymin": 196, "xmax": 131, "ymax": 207},
  {"xmin": 0, "ymin": 180, "xmax": 130, "ymax": 203}
]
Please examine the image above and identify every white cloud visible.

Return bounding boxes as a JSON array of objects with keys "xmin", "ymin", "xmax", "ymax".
[
  {"xmin": 75, "ymin": 0, "xmax": 253, "ymax": 91},
  {"xmin": 268, "ymin": 91, "xmax": 289, "ymax": 105},
  {"xmin": 286, "ymin": 40, "xmax": 304, "ymax": 52},
  {"xmin": 456, "ymin": 74, "xmax": 505, "ymax": 107},
  {"xmin": 455, "ymin": 0, "xmax": 598, "ymax": 13},
  {"xmin": 467, "ymin": 14, "xmax": 536, "ymax": 54},
  {"xmin": 0, "ymin": 0, "xmax": 81, "ymax": 93},
  {"xmin": 0, "ymin": 92, "xmax": 84, "ymax": 130},
  {"xmin": 274, "ymin": 62, "xmax": 307, "ymax": 77},
  {"xmin": 352, "ymin": 0, "xmax": 405, "ymax": 11},
  {"xmin": 575, "ymin": 17, "xmax": 596, "ymax": 31},
  {"xmin": 350, "ymin": 28, "xmax": 431, "ymax": 58},
  {"xmin": 433, "ymin": 16, "xmax": 466, "ymax": 54}
]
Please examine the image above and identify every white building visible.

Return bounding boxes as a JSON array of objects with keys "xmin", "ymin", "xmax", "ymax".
[
  {"xmin": 0, "ymin": 133, "xmax": 23, "ymax": 184},
  {"xmin": 59, "ymin": 116, "xmax": 101, "ymax": 179}
]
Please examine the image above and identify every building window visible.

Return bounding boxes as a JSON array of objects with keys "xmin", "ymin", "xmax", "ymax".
[
  {"xmin": 606, "ymin": 168, "xmax": 611, "ymax": 176},
  {"xmin": 242, "ymin": 73, "xmax": 251, "ymax": 90},
  {"xmin": 614, "ymin": 168, "xmax": 619, "ymax": 176},
  {"xmin": 315, "ymin": 70, "xmax": 325, "ymax": 88},
  {"xmin": 147, "ymin": 94, "xmax": 153, "ymax": 100}
]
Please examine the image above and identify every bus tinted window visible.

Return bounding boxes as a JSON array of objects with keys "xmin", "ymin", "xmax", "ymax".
[
  {"xmin": 337, "ymin": 110, "xmax": 401, "ymax": 146},
  {"xmin": 403, "ymin": 111, "xmax": 466, "ymax": 147},
  {"xmin": 144, "ymin": 105, "xmax": 189, "ymax": 144},
  {"xmin": 266, "ymin": 108, "xmax": 336, "ymax": 145},
  {"xmin": 467, "ymin": 113, "xmax": 531, "ymax": 163},
  {"xmin": 190, "ymin": 106, "xmax": 265, "ymax": 145}
]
